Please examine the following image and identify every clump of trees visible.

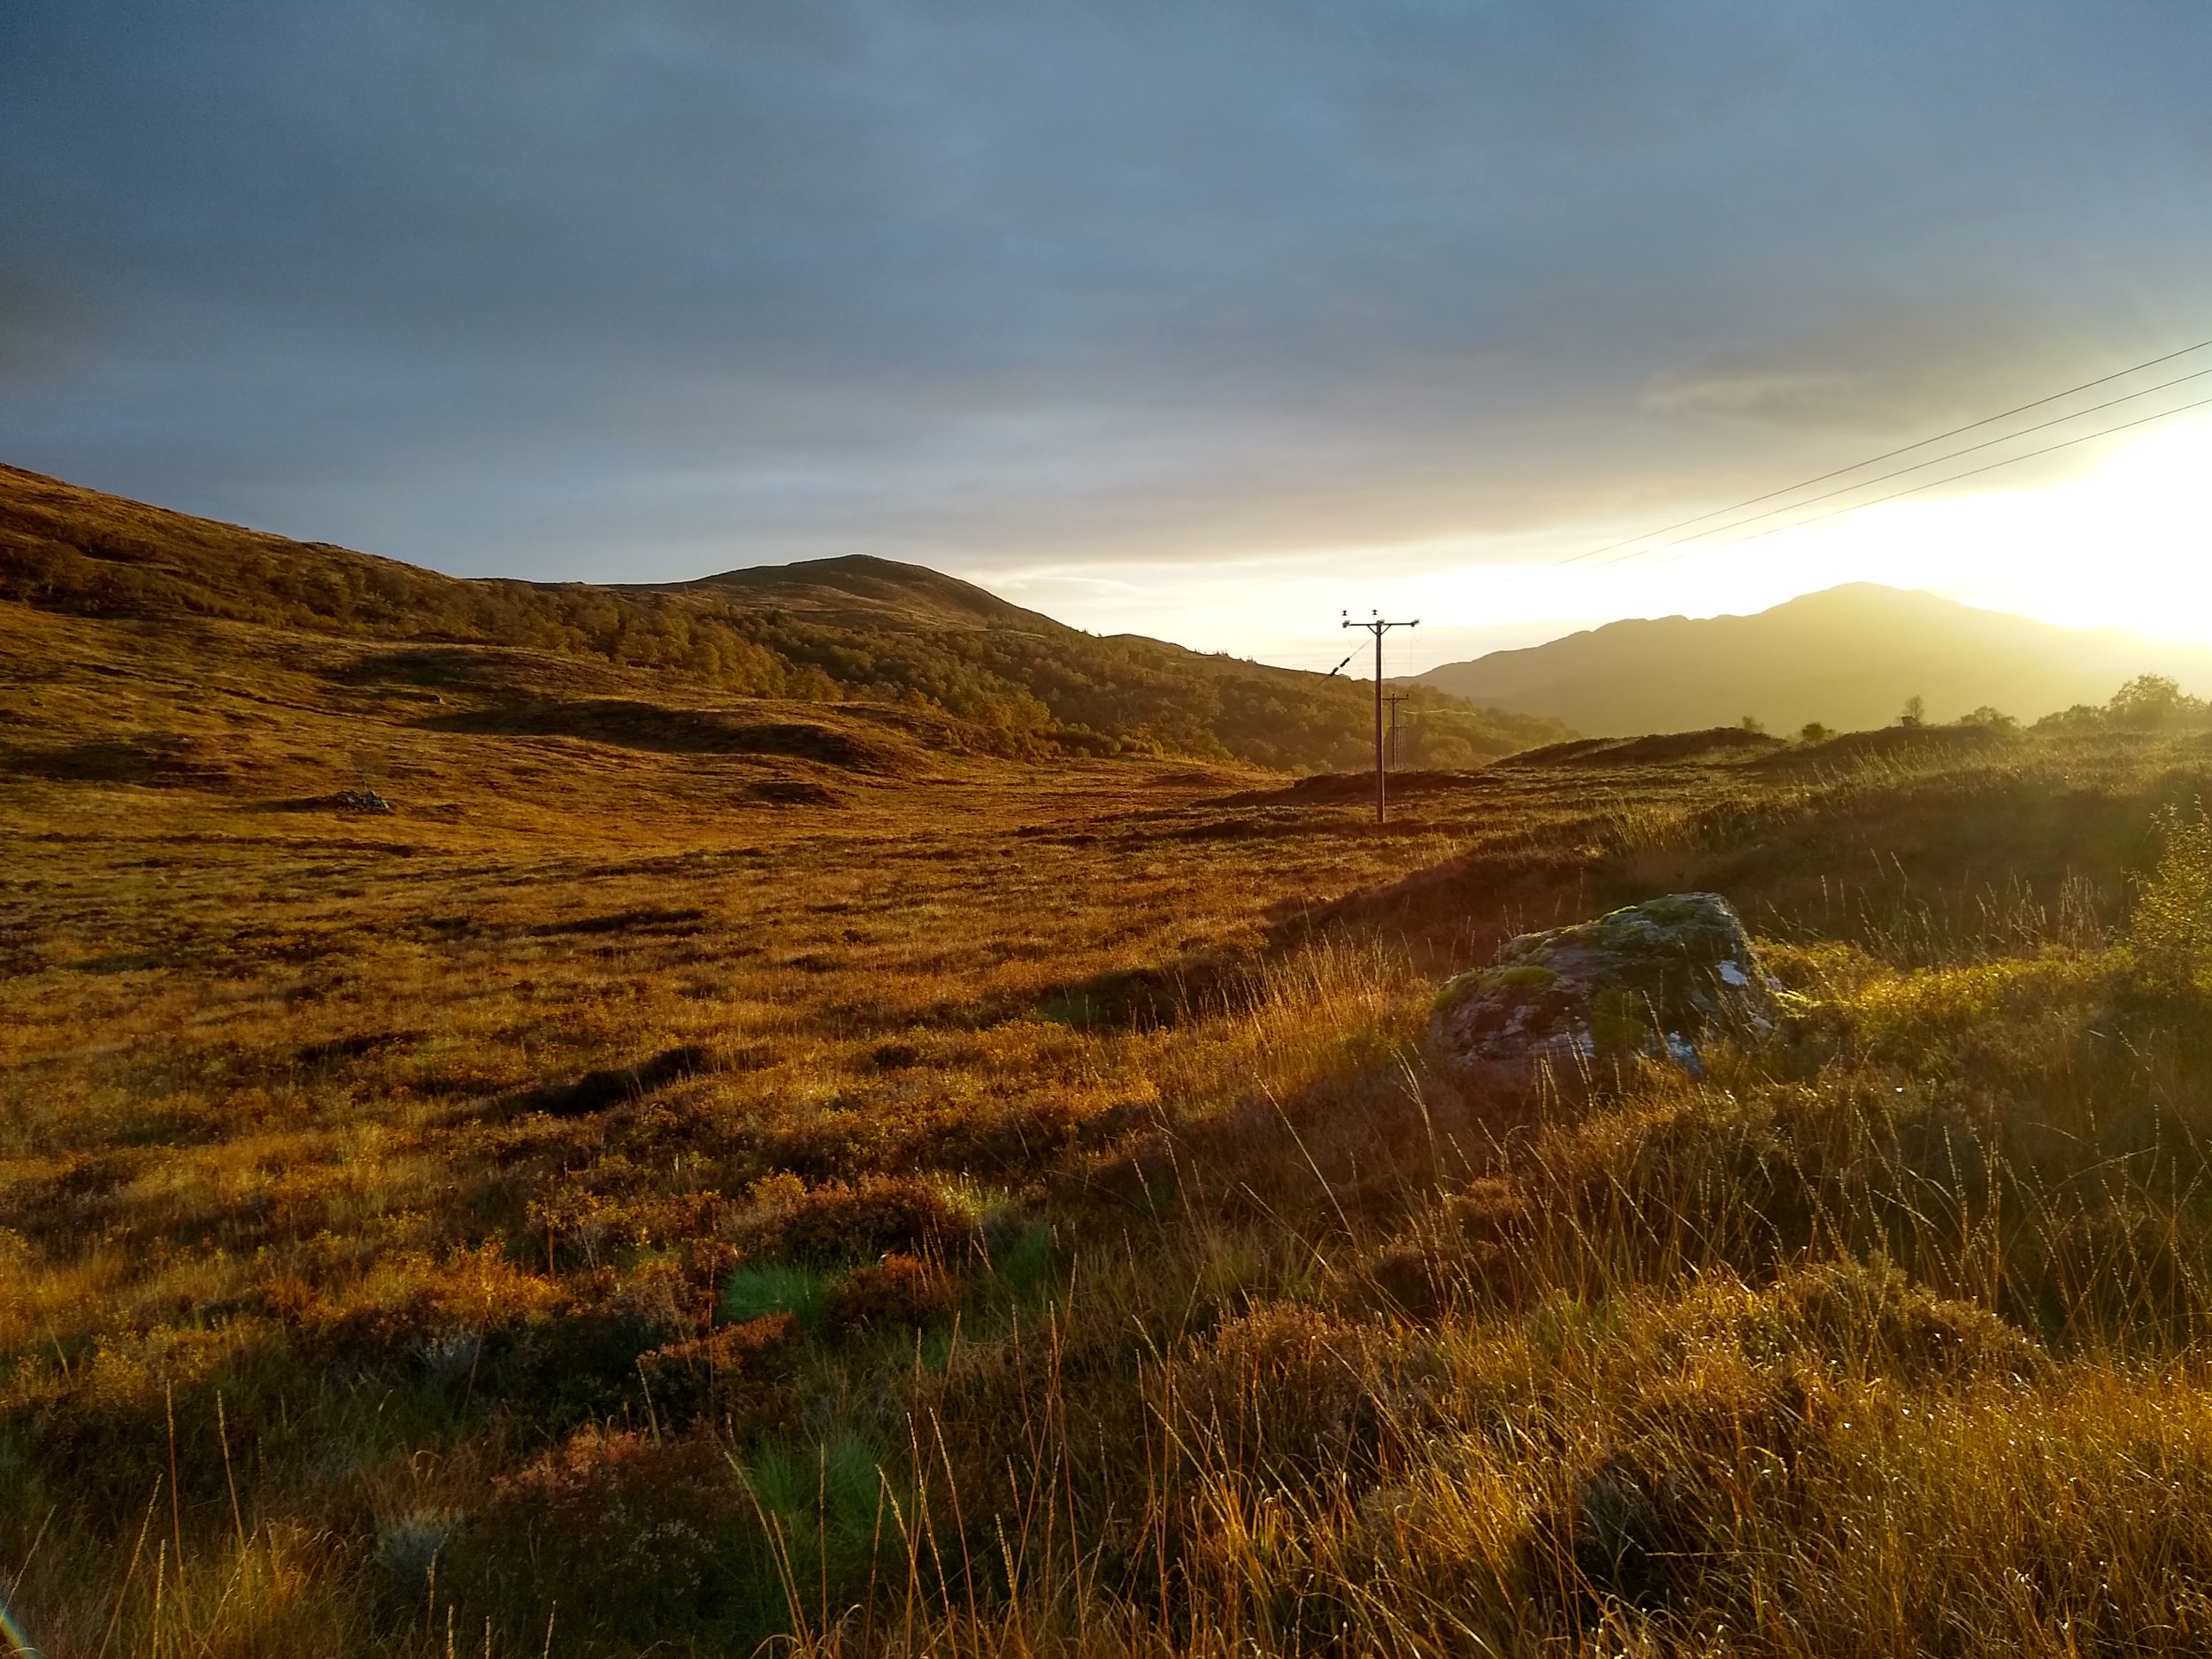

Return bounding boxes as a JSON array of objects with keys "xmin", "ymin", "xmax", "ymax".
[
  {"xmin": 2039, "ymin": 675, "xmax": 2212, "ymax": 733},
  {"xmin": 1870, "ymin": 680, "xmax": 2203, "ymax": 738},
  {"xmin": 1956, "ymin": 706, "xmax": 2018, "ymax": 730},
  {"xmin": 1782, "ymin": 681, "xmax": 2185, "ymax": 748}
]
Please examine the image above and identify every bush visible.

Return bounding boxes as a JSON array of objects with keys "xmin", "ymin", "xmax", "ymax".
[
  {"xmin": 639, "ymin": 1314, "xmax": 796, "ymax": 1427},
  {"xmin": 1170, "ymin": 1302, "xmax": 1408, "ymax": 1480},
  {"xmin": 763, "ymin": 1174, "xmax": 979, "ymax": 1264},
  {"xmin": 826, "ymin": 1253, "xmax": 960, "ymax": 1332},
  {"xmin": 450, "ymin": 1428, "xmax": 761, "ymax": 1639},
  {"xmin": 2131, "ymin": 801, "xmax": 2212, "ymax": 991}
]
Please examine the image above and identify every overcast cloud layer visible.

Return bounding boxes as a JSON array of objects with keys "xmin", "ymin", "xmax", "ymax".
[{"xmin": 4, "ymin": 1, "xmax": 2208, "ymax": 618}]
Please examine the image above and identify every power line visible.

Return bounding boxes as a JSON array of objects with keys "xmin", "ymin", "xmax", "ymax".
[
  {"xmin": 1637, "ymin": 387, "xmax": 2212, "ymax": 566},
  {"xmin": 1557, "ymin": 334, "xmax": 2212, "ymax": 567},
  {"xmin": 1585, "ymin": 360, "xmax": 2212, "ymax": 569}
]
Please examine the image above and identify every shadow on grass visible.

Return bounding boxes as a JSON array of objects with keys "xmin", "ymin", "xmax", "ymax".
[{"xmin": 504, "ymin": 1043, "xmax": 710, "ymax": 1118}]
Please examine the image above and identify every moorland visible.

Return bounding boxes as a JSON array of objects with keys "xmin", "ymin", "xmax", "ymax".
[{"xmin": 9, "ymin": 467, "xmax": 2212, "ymax": 1656}]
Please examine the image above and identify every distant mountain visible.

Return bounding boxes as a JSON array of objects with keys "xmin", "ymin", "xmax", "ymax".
[
  {"xmin": 1409, "ymin": 584, "xmax": 2212, "ymax": 736},
  {"xmin": 0, "ymin": 463, "xmax": 1568, "ymax": 771}
]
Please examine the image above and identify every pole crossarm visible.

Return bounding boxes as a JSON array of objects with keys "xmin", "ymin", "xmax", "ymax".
[{"xmin": 1341, "ymin": 612, "xmax": 1419, "ymax": 824}]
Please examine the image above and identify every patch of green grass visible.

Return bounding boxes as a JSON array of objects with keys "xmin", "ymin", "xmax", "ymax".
[
  {"xmin": 747, "ymin": 1429, "xmax": 889, "ymax": 1524},
  {"xmin": 742, "ymin": 1428, "xmax": 899, "ymax": 1598},
  {"xmin": 724, "ymin": 1261, "xmax": 834, "ymax": 1328},
  {"xmin": 985, "ymin": 1221, "xmax": 1056, "ymax": 1303}
]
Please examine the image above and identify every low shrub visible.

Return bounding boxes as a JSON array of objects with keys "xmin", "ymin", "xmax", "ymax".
[
  {"xmin": 826, "ymin": 1252, "xmax": 960, "ymax": 1333},
  {"xmin": 638, "ymin": 1313, "xmax": 796, "ymax": 1428},
  {"xmin": 2131, "ymin": 799, "xmax": 2212, "ymax": 991},
  {"xmin": 449, "ymin": 1427, "xmax": 761, "ymax": 1639},
  {"xmin": 761, "ymin": 1173, "xmax": 980, "ymax": 1264},
  {"xmin": 1169, "ymin": 1302, "xmax": 1413, "ymax": 1481}
]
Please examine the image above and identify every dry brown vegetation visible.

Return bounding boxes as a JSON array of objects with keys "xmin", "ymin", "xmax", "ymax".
[
  {"xmin": 10, "ymin": 485, "xmax": 2212, "ymax": 1655},
  {"xmin": 0, "ymin": 464, "xmax": 1563, "ymax": 772}
]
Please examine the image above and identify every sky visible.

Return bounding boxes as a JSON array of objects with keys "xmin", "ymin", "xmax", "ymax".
[{"xmin": 4, "ymin": 1, "xmax": 2208, "ymax": 673}]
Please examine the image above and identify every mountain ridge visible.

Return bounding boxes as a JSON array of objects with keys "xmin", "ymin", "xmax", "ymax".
[{"xmin": 1410, "ymin": 582, "xmax": 2212, "ymax": 736}]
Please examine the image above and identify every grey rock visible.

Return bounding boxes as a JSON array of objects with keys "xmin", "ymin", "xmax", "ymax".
[
  {"xmin": 334, "ymin": 787, "xmax": 393, "ymax": 813},
  {"xmin": 1427, "ymin": 892, "xmax": 1786, "ymax": 1094}
]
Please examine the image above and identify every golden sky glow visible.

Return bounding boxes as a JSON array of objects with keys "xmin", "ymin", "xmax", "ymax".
[{"xmin": 997, "ymin": 413, "xmax": 2212, "ymax": 675}]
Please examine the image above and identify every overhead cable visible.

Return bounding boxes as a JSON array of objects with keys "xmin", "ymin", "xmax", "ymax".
[
  {"xmin": 1633, "ymin": 388, "xmax": 2212, "ymax": 567},
  {"xmin": 1558, "ymin": 334, "xmax": 2212, "ymax": 567},
  {"xmin": 1585, "ymin": 361, "xmax": 2212, "ymax": 568}
]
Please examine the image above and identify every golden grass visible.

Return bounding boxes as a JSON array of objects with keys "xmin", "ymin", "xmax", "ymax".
[{"xmin": 11, "ymin": 587, "xmax": 2212, "ymax": 1655}]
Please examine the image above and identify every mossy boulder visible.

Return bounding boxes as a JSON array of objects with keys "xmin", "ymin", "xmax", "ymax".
[{"xmin": 1428, "ymin": 893, "xmax": 1785, "ymax": 1094}]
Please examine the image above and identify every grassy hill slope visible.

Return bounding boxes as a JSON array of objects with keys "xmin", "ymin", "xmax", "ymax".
[
  {"xmin": 0, "ymin": 463, "xmax": 1566, "ymax": 771},
  {"xmin": 16, "ymin": 467, "xmax": 2212, "ymax": 1655},
  {"xmin": 11, "ymin": 654, "xmax": 2212, "ymax": 1654},
  {"xmin": 1413, "ymin": 581, "xmax": 2212, "ymax": 735}
]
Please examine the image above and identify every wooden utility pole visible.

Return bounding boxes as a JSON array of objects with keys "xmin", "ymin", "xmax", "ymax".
[
  {"xmin": 1385, "ymin": 691, "xmax": 1413, "ymax": 768},
  {"xmin": 1341, "ymin": 611, "xmax": 1420, "ymax": 824}
]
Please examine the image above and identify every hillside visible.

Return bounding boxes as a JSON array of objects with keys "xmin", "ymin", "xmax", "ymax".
[
  {"xmin": 22, "ymin": 464, "xmax": 2212, "ymax": 1658},
  {"xmin": 0, "ymin": 463, "xmax": 1566, "ymax": 771},
  {"xmin": 1412, "ymin": 582, "xmax": 2212, "ymax": 736},
  {"xmin": 12, "ymin": 607, "xmax": 2212, "ymax": 1654}
]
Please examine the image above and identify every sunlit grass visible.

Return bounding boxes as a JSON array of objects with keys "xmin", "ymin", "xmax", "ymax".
[{"xmin": 12, "ymin": 588, "xmax": 2212, "ymax": 1654}]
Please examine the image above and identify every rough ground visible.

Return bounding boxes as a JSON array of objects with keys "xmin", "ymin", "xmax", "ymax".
[{"xmin": 10, "ymin": 557, "xmax": 2212, "ymax": 1656}]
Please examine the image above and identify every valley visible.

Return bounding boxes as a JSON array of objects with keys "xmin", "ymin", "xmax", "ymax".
[{"xmin": 7, "ymin": 475, "xmax": 2212, "ymax": 1656}]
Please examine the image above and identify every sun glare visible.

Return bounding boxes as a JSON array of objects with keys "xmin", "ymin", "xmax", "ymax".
[
  {"xmin": 1650, "ymin": 415, "xmax": 2212, "ymax": 641},
  {"xmin": 995, "ymin": 416, "xmax": 2212, "ymax": 672}
]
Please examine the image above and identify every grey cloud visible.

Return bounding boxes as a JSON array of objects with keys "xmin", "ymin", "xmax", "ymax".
[
  {"xmin": 2, "ymin": 0, "xmax": 2208, "ymax": 583},
  {"xmin": 1639, "ymin": 301, "xmax": 2121, "ymax": 435}
]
